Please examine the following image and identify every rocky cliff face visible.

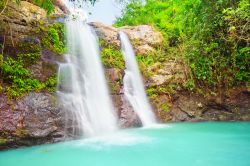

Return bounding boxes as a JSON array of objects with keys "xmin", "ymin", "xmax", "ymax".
[
  {"xmin": 91, "ymin": 22, "xmax": 250, "ymax": 124},
  {"xmin": 0, "ymin": 92, "xmax": 64, "ymax": 149},
  {"xmin": 0, "ymin": 1, "xmax": 66, "ymax": 149},
  {"xmin": 0, "ymin": 1, "xmax": 249, "ymax": 150}
]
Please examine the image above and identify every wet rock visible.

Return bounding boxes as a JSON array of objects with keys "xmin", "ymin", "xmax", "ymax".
[
  {"xmin": 119, "ymin": 95, "xmax": 142, "ymax": 128},
  {"xmin": 10, "ymin": 1, "xmax": 47, "ymax": 22},
  {"xmin": 106, "ymin": 68, "xmax": 123, "ymax": 82},
  {"xmin": 106, "ymin": 68, "xmax": 123, "ymax": 95},
  {"xmin": 28, "ymin": 57, "xmax": 58, "ymax": 82},
  {"xmin": 172, "ymin": 110, "xmax": 190, "ymax": 121},
  {"xmin": 111, "ymin": 94, "xmax": 141, "ymax": 128}
]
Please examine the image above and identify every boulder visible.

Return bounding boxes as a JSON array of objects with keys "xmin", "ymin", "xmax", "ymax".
[
  {"xmin": 0, "ymin": 1, "xmax": 47, "ymax": 38},
  {"xmin": 155, "ymin": 87, "xmax": 250, "ymax": 122},
  {"xmin": 147, "ymin": 60, "xmax": 187, "ymax": 87},
  {"xmin": 112, "ymin": 95, "xmax": 142, "ymax": 128},
  {"xmin": 89, "ymin": 22, "xmax": 120, "ymax": 47},
  {"xmin": 89, "ymin": 22, "xmax": 163, "ymax": 55},
  {"xmin": 121, "ymin": 25, "xmax": 163, "ymax": 55},
  {"xmin": 0, "ymin": 0, "xmax": 65, "ymax": 53},
  {"xmin": 0, "ymin": 92, "xmax": 65, "ymax": 149},
  {"xmin": 19, "ymin": 92, "xmax": 62, "ymax": 138}
]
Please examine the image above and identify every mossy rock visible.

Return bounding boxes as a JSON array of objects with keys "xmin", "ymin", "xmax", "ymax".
[
  {"xmin": 41, "ymin": 22, "xmax": 66, "ymax": 54},
  {"xmin": 0, "ymin": 138, "xmax": 7, "ymax": 145},
  {"xmin": 100, "ymin": 40, "xmax": 125, "ymax": 69}
]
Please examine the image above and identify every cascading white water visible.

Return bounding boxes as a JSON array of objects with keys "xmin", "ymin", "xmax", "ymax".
[
  {"xmin": 119, "ymin": 31, "xmax": 156, "ymax": 127},
  {"xmin": 57, "ymin": 0, "xmax": 117, "ymax": 137}
]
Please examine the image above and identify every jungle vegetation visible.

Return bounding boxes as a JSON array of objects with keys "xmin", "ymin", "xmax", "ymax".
[{"xmin": 115, "ymin": 0, "xmax": 249, "ymax": 93}]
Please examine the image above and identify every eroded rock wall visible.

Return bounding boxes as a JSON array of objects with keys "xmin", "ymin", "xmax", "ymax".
[
  {"xmin": 0, "ymin": 1, "xmax": 66, "ymax": 149},
  {"xmin": 91, "ymin": 22, "xmax": 250, "ymax": 124}
]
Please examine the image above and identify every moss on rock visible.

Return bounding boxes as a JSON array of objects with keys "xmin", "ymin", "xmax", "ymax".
[
  {"xmin": 100, "ymin": 39, "xmax": 125, "ymax": 69},
  {"xmin": 0, "ymin": 138, "xmax": 7, "ymax": 145},
  {"xmin": 41, "ymin": 22, "xmax": 66, "ymax": 54}
]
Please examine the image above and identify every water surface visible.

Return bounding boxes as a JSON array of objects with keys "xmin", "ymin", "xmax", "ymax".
[{"xmin": 1, "ymin": 122, "xmax": 250, "ymax": 166}]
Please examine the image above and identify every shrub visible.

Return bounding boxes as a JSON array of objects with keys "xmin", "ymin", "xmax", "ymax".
[
  {"xmin": 42, "ymin": 23, "xmax": 66, "ymax": 54},
  {"xmin": 116, "ymin": 0, "xmax": 250, "ymax": 92},
  {"xmin": 100, "ymin": 43, "xmax": 125, "ymax": 69},
  {"xmin": 0, "ymin": 57, "xmax": 44, "ymax": 98}
]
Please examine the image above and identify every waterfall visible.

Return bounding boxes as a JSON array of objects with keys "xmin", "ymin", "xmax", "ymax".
[
  {"xmin": 57, "ymin": 0, "xmax": 117, "ymax": 137},
  {"xmin": 119, "ymin": 31, "xmax": 156, "ymax": 127}
]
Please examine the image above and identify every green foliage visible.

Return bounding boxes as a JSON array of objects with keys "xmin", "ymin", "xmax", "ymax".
[
  {"xmin": 146, "ymin": 84, "xmax": 177, "ymax": 100},
  {"xmin": 0, "ymin": 57, "xmax": 44, "ymax": 98},
  {"xmin": 44, "ymin": 75, "xmax": 57, "ymax": 92},
  {"xmin": 0, "ymin": 0, "xmax": 4, "ymax": 10},
  {"xmin": 109, "ymin": 81, "xmax": 120, "ymax": 94},
  {"xmin": 137, "ymin": 49, "xmax": 166, "ymax": 66},
  {"xmin": 115, "ymin": 0, "xmax": 200, "ymax": 43},
  {"xmin": 0, "ymin": 54, "xmax": 3, "ymax": 67},
  {"xmin": 161, "ymin": 103, "xmax": 170, "ymax": 112},
  {"xmin": 33, "ymin": 0, "xmax": 54, "ymax": 15},
  {"xmin": 186, "ymin": 0, "xmax": 250, "ymax": 88},
  {"xmin": 146, "ymin": 88, "xmax": 158, "ymax": 99},
  {"xmin": 0, "ymin": 55, "xmax": 57, "ymax": 98},
  {"xmin": 17, "ymin": 52, "xmax": 41, "ymax": 65},
  {"xmin": 100, "ymin": 42, "xmax": 125, "ymax": 69},
  {"xmin": 16, "ymin": 40, "xmax": 42, "ymax": 65},
  {"xmin": 2, "ymin": 58, "xmax": 30, "ymax": 79},
  {"xmin": 184, "ymin": 79, "xmax": 196, "ymax": 91},
  {"xmin": 116, "ymin": 0, "xmax": 250, "ymax": 91},
  {"xmin": 136, "ymin": 49, "xmax": 167, "ymax": 77},
  {"xmin": 42, "ymin": 23, "xmax": 66, "ymax": 54},
  {"xmin": 137, "ymin": 55, "xmax": 155, "ymax": 67},
  {"xmin": 0, "ymin": 138, "xmax": 7, "ymax": 145}
]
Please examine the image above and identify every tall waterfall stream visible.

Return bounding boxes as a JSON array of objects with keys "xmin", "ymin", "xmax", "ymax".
[{"xmin": 57, "ymin": 0, "xmax": 117, "ymax": 137}]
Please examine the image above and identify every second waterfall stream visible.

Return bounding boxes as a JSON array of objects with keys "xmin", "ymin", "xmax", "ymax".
[{"xmin": 119, "ymin": 31, "xmax": 156, "ymax": 127}]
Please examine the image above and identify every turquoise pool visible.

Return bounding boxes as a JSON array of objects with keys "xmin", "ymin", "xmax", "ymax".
[{"xmin": 1, "ymin": 122, "xmax": 250, "ymax": 166}]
